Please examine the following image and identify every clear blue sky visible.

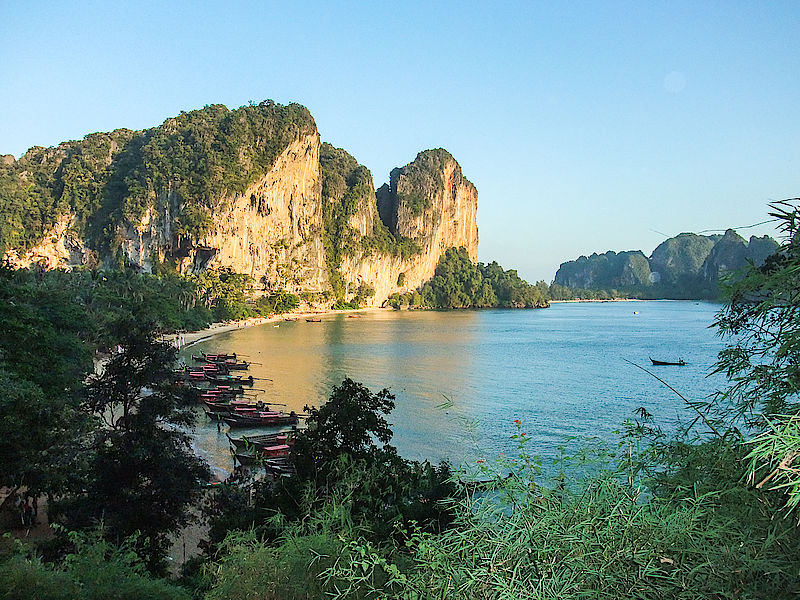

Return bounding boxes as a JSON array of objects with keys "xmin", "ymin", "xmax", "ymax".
[{"xmin": 2, "ymin": 1, "xmax": 798, "ymax": 282}]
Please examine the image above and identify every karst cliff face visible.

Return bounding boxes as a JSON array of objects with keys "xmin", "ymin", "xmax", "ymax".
[
  {"xmin": 116, "ymin": 132, "xmax": 330, "ymax": 292},
  {"xmin": 2, "ymin": 103, "xmax": 479, "ymax": 306},
  {"xmin": 346, "ymin": 149, "xmax": 479, "ymax": 302},
  {"xmin": 553, "ymin": 230, "xmax": 778, "ymax": 299},
  {"xmin": 3, "ymin": 214, "xmax": 93, "ymax": 270}
]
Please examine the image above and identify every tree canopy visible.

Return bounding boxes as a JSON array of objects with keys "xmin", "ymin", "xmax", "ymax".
[{"xmin": 387, "ymin": 247, "xmax": 549, "ymax": 309}]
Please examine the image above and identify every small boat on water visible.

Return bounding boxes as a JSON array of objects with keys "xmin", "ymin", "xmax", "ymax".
[
  {"xmin": 233, "ymin": 453, "xmax": 295, "ymax": 475},
  {"xmin": 204, "ymin": 352, "xmax": 238, "ymax": 361},
  {"xmin": 206, "ymin": 374, "xmax": 255, "ymax": 386},
  {"xmin": 191, "ymin": 355, "xmax": 250, "ymax": 370},
  {"xmin": 306, "ymin": 317, "xmax": 322, "ymax": 322},
  {"xmin": 222, "ymin": 411, "xmax": 300, "ymax": 428},
  {"xmin": 204, "ymin": 399, "xmax": 266, "ymax": 413},
  {"xmin": 226, "ymin": 431, "xmax": 296, "ymax": 452},
  {"xmin": 225, "ymin": 361, "xmax": 250, "ymax": 371},
  {"xmin": 650, "ymin": 357, "xmax": 686, "ymax": 366}
]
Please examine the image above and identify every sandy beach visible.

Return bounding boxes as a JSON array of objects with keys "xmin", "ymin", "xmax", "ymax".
[{"xmin": 172, "ymin": 306, "xmax": 386, "ymax": 348}]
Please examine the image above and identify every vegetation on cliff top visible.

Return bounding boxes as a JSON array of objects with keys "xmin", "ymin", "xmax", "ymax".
[
  {"xmin": 554, "ymin": 229, "xmax": 779, "ymax": 300},
  {"xmin": 395, "ymin": 148, "xmax": 453, "ymax": 217},
  {"xmin": 319, "ymin": 143, "xmax": 419, "ymax": 300},
  {"xmin": 0, "ymin": 101, "xmax": 315, "ymax": 258}
]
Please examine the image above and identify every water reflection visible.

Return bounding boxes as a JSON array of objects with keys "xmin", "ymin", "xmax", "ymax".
[{"xmin": 181, "ymin": 303, "xmax": 725, "ymax": 478}]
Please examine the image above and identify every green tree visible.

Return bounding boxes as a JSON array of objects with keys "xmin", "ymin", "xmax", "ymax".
[
  {"xmin": 189, "ymin": 268, "xmax": 254, "ymax": 321},
  {"xmin": 64, "ymin": 319, "xmax": 209, "ymax": 572},
  {"xmin": 0, "ymin": 531, "xmax": 190, "ymax": 600},
  {"xmin": 0, "ymin": 267, "xmax": 93, "ymax": 497},
  {"xmin": 255, "ymin": 289, "xmax": 300, "ymax": 314},
  {"xmin": 712, "ymin": 200, "xmax": 800, "ymax": 511},
  {"xmin": 416, "ymin": 247, "xmax": 548, "ymax": 309}
]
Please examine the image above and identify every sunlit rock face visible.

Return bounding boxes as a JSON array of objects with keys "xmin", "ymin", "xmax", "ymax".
[
  {"xmin": 352, "ymin": 149, "xmax": 480, "ymax": 304},
  {"xmin": 2, "ymin": 104, "xmax": 480, "ymax": 306}
]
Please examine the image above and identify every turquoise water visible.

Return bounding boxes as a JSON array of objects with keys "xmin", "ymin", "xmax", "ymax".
[{"xmin": 183, "ymin": 301, "xmax": 726, "ymax": 478}]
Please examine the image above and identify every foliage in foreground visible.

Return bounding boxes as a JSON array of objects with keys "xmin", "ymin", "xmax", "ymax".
[
  {"xmin": 0, "ymin": 531, "xmax": 190, "ymax": 600},
  {"xmin": 202, "ymin": 379, "xmax": 455, "ymax": 554},
  {"xmin": 711, "ymin": 199, "xmax": 800, "ymax": 512},
  {"xmin": 204, "ymin": 413, "xmax": 800, "ymax": 599}
]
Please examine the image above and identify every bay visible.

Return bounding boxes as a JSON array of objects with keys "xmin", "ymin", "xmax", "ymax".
[{"xmin": 182, "ymin": 301, "xmax": 727, "ymax": 479}]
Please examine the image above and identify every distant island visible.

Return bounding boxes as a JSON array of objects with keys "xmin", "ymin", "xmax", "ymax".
[{"xmin": 552, "ymin": 229, "xmax": 778, "ymax": 300}]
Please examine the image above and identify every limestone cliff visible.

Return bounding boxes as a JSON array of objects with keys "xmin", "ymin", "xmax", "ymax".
[
  {"xmin": 377, "ymin": 149, "xmax": 478, "ymax": 264},
  {"xmin": 194, "ymin": 134, "xmax": 328, "ymax": 292},
  {"xmin": 554, "ymin": 229, "xmax": 779, "ymax": 299},
  {"xmin": 341, "ymin": 149, "xmax": 479, "ymax": 304},
  {"xmin": 2, "ymin": 102, "xmax": 480, "ymax": 307},
  {"xmin": 554, "ymin": 250, "xmax": 650, "ymax": 290},
  {"xmin": 3, "ymin": 214, "xmax": 95, "ymax": 270},
  {"xmin": 701, "ymin": 229, "xmax": 748, "ymax": 283},
  {"xmin": 649, "ymin": 233, "xmax": 717, "ymax": 284}
]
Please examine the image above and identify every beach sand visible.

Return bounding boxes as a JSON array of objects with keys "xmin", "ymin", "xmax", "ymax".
[{"xmin": 172, "ymin": 307, "xmax": 386, "ymax": 348}]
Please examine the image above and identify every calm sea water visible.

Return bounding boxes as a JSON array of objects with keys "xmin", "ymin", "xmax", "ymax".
[{"xmin": 182, "ymin": 301, "xmax": 726, "ymax": 479}]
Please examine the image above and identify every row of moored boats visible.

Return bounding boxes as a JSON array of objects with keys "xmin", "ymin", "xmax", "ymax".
[{"xmin": 176, "ymin": 351, "xmax": 303, "ymax": 476}]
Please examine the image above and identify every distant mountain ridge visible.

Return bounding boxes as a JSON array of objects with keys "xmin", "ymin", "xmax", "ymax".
[{"xmin": 553, "ymin": 229, "xmax": 778, "ymax": 299}]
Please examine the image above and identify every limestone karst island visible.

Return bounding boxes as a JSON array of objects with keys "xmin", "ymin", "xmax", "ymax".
[{"xmin": 3, "ymin": 101, "xmax": 551, "ymax": 312}]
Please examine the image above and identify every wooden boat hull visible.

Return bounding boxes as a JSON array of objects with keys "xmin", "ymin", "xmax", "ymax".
[
  {"xmin": 206, "ymin": 375, "xmax": 254, "ymax": 386},
  {"xmin": 233, "ymin": 453, "xmax": 295, "ymax": 475},
  {"xmin": 226, "ymin": 432, "xmax": 295, "ymax": 451},
  {"xmin": 222, "ymin": 413, "xmax": 300, "ymax": 428},
  {"xmin": 649, "ymin": 357, "xmax": 685, "ymax": 366}
]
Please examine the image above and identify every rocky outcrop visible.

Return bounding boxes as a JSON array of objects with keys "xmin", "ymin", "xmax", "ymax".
[
  {"xmin": 4, "ymin": 214, "xmax": 96, "ymax": 270},
  {"xmin": 1, "ymin": 103, "xmax": 480, "ymax": 306},
  {"xmin": 701, "ymin": 229, "xmax": 748, "ymax": 282},
  {"xmin": 320, "ymin": 142, "xmax": 376, "ymax": 237},
  {"xmin": 554, "ymin": 250, "xmax": 650, "ymax": 290},
  {"xmin": 745, "ymin": 234, "xmax": 780, "ymax": 265},
  {"xmin": 378, "ymin": 149, "xmax": 478, "ymax": 263},
  {"xmin": 339, "ymin": 149, "xmax": 478, "ymax": 304},
  {"xmin": 649, "ymin": 233, "xmax": 717, "ymax": 284},
  {"xmin": 110, "ymin": 132, "xmax": 328, "ymax": 296},
  {"xmin": 554, "ymin": 229, "xmax": 779, "ymax": 298},
  {"xmin": 195, "ymin": 134, "xmax": 328, "ymax": 292}
]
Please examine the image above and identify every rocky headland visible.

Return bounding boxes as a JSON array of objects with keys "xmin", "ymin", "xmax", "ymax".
[{"xmin": 0, "ymin": 102, "xmax": 478, "ymax": 307}]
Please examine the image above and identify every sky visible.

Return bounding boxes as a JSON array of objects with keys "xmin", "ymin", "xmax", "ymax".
[{"xmin": 2, "ymin": 1, "xmax": 798, "ymax": 282}]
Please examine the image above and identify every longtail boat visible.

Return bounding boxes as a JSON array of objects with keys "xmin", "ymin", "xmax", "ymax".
[
  {"xmin": 233, "ymin": 453, "xmax": 295, "ymax": 474},
  {"xmin": 204, "ymin": 399, "xmax": 269, "ymax": 413},
  {"xmin": 226, "ymin": 431, "xmax": 296, "ymax": 452},
  {"xmin": 222, "ymin": 411, "xmax": 300, "ymax": 428},
  {"xmin": 203, "ymin": 352, "xmax": 237, "ymax": 361},
  {"xmin": 191, "ymin": 353, "xmax": 249, "ymax": 368},
  {"xmin": 649, "ymin": 357, "xmax": 686, "ymax": 366},
  {"xmin": 206, "ymin": 374, "xmax": 255, "ymax": 386},
  {"xmin": 224, "ymin": 361, "xmax": 250, "ymax": 371}
]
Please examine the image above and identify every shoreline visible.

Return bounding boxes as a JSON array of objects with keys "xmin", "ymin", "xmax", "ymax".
[
  {"xmin": 172, "ymin": 306, "xmax": 386, "ymax": 348},
  {"xmin": 549, "ymin": 298, "xmax": 638, "ymax": 303}
]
